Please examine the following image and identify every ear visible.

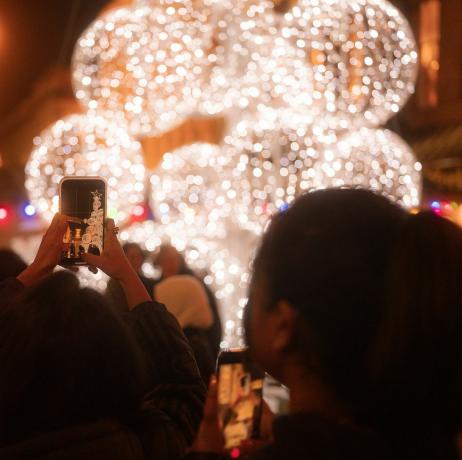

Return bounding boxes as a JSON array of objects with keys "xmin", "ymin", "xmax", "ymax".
[{"xmin": 270, "ymin": 300, "xmax": 298, "ymax": 352}]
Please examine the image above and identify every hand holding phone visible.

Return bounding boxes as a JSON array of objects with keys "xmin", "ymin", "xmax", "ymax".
[
  {"xmin": 59, "ymin": 177, "xmax": 107, "ymax": 266},
  {"xmin": 16, "ymin": 213, "xmax": 69, "ymax": 286},
  {"xmin": 217, "ymin": 349, "xmax": 265, "ymax": 451}
]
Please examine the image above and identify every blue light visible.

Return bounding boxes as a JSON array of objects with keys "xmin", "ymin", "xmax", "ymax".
[
  {"xmin": 279, "ymin": 202, "xmax": 289, "ymax": 213},
  {"xmin": 430, "ymin": 201, "xmax": 440, "ymax": 209},
  {"xmin": 24, "ymin": 204, "xmax": 36, "ymax": 217}
]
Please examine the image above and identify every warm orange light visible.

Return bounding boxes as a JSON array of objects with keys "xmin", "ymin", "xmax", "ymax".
[{"xmin": 419, "ymin": 0, "xmax": 441, "ymax": 108}]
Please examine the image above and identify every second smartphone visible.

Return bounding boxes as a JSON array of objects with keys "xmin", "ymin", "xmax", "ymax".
[{"xmin": 217, "ymin": 349, "xmax": 265, "ymax": 451}]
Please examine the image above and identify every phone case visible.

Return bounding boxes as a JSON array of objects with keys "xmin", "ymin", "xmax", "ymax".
[{"xmin": 59, "ymin": 176, "xmax": 107, "ymax": 265}]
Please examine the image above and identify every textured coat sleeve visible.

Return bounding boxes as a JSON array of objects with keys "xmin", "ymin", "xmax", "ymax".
[
  {"xmin": 0, "ymin": 278, "xmax": 25, "ymax": 307},
  {"xmin": 126, "ymin": 301, "xmax": 207, "ymax": 460}
]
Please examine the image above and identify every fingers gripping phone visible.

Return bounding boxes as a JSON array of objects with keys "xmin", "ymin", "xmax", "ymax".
[
  {"xmin": 59, "ymin": 177, "xmax": 107, "ymax": 266},
  {"xmin": 217, "ymin": 349, "xmax": 265, "ymax": 451}
]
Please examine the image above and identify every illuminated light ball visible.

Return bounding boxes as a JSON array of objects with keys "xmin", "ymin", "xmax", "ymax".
[
  {"xmin": 283, "ymin": 0, "xmax": 419, "ymax": 129},
  {"xmin": 72, "ymin": 3, "xmax": 213, "ymax": 137},
  {"xmin": 221, "ymin": 115, "xmax": 337, "ymax": 235},
  {"xmin": 195, "ymin": 0, "xmax": 314, "ymax": 117},
  {"xmin": 317, "ymin": 127, "xmax": 422, "ymax": 208},
  {"xmin": 25, "ymin": 113, "xmax": 145, "ymax": 224},
  {"xmin": 150, "ymin": 143, "xmax": 232, "ymax": 241},
  {"xmin": 24, "ymin": 203, "xmax": 37, "ymax": 217}
]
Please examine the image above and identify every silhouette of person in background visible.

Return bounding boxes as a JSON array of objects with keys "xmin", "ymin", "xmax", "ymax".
[
  {"xmin": 154, "ymin": 245, "xmax": 222, "ymax": 361},
  {"xmin": 155, "ymin": 274, "xmax": 216, "ymax": 384}
]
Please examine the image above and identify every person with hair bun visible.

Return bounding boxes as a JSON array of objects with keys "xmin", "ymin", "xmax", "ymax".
[{"xmin": 189, "ymin": 188, "xmax": 462, "ymax": 460}]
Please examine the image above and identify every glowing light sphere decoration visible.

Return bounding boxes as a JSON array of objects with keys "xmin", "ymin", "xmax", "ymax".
[
  {"xmin": 317, "ymin": 127, "xmax": 422, "ymax": 208},
  {"xmin": 192, "ymin": 0, "xmax": 313, "ymax": 118},
  {"xmin": 221, "ymin": 115, "xmax": 337, "ymax": 235},
  {"xmin": 25, "ymin": 113, "xmax": 146, "ymax": 224},
  {"xmin": 150, "ymin": 143, "xmax": 231, "ymax": 241},
  {"xmin": 72, "ymin": 3, "xmax": 212, "ymax": 137},
  {"xmin": 283, "ymin": 0, "xmax": 419, "ymax": 129}
]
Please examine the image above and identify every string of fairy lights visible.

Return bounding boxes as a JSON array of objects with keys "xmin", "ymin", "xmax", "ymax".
[{"xmin": 24, "ymin": 0, "xmax": 421, "ymax": 346}]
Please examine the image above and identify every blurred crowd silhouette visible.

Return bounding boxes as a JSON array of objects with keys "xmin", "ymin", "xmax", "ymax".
[{"xmin": 1, "ymin": 189, "xmax": 462, "ymax": 460}]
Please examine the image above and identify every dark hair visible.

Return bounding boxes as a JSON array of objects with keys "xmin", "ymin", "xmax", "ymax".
[
  {"xmin": 0, "ymin": 271, "xmax": 144, "ymax": 445},
  {"xmin": 123, "ymin": 242, "xmax": 145, "ymax": 257},
  {"xmin": 249, "ymin": 189, "xmax": 462, "ymax": 457},
  {"xmin": 0, "ymin": 249, "xmax": 27, "ymax": 281},
  {"xmin": 154, "ymin": 244, "xmax": 192, "ymax": 276}
]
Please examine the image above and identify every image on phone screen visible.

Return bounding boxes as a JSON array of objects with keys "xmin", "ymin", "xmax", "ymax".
[
  {"xmin": 218, "ymin": 360, "xmax": 264, "ymax": 450},
  {"xmin": 60, "ymin": 178, "xmax": 106, "ymax": 265}
]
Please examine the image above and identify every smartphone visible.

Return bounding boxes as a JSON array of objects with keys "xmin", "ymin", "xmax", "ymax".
[
  {"xmin": 217, "ymin": 349, "xmax": 265, "ymax": 451},
  {"xmin": 59, "ymin": 176, "xmax": 107, "ymax": 266}
]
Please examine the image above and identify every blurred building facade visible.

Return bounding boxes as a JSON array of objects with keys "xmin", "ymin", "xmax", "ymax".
[{"xmin": 396, "ymin": 0, "xmax": 462, "ymax": 194}]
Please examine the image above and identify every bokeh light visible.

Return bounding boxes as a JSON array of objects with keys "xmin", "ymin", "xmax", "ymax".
[
  {"xmin": 23, "ymin": 203, "xmax": 37, "ymax": 217},
  {"xmin": 221, "ymin": 114, "xmax": 337, "ymax": 235},
  {"xmin": 72, "ymin": 3, "xmax": 212, "ymax": 137},
  {"xmin": 316, "ymin": 127, "xmax": 422, "ymax": 208},
  {"xmin": 150, "ymin": 143, "xmax": 231, "ymax": 241},
  {"xmin": 25, "ymin": 113, "xmax": 145, "ymax": 224},
  {"xmin": 283, "ymin": 0, "xmax": 418, "ymax": 129},
  {"xmin": 195, "ymin": 0, "xmax": 314, "ymax": 119}
]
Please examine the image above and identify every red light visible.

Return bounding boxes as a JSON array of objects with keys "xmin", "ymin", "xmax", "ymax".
[
  {"xmin": 131, "ymin": 205, "xmax": 145, "ymax": 217},
  {"xmin": 0, "ymin": 206, "xmax": 8, "ymax": 221},
  {"xmin": 230, "ymin": 448, "xmax": 240, "ymax": 458},
  {"xmin": 130, "ymin": 204, "xmax": 148, "ymax": 222}
]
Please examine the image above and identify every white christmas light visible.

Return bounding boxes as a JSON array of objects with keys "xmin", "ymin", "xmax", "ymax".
[
  {"xmin": 317, "ymin": 127, "xmax": 422, "ymax": 208},
  {"xmin": 25, "ymin": 113, "xmax": 145, "ymax": 223},
  {"xmin": 284, "ymin": 0, "xmax": 418, "ymax": 129},
  {"xmin": 72, "ymin": 4, "xmax": 212, "ymax": 137},
  {"xmin": 150, "ymin": 143, "xmax": 232, "ymax": 241},
  {"xmin": 194, "ymin": 0, "xmax": 314, "ymax": 119},
  {"xmin": 221, "ymin": 115, "xmax": 337, "ymax": 235}
]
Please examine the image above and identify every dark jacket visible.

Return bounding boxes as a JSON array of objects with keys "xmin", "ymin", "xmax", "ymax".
[
  {"xmin": 105, "ymin": 275, "xmax": 156, "ymax": 316},
  {"xmin": 0, "ymin": 277, "xmax": 206, "ymax": 460},
  {"xmin": 186, "ymin": 413, "xmax": 394, "ymax": 460},
  {"xmin": 183, "ymin": 327, "xmax": 215, "ymax": 384},
  {"xmin": 187, "ymin": 412, "xmax": 461, "ymax": 460}
]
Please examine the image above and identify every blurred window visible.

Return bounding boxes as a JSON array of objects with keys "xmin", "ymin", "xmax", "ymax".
[{"xmin": 419, "ymin": 0, "xmax": 441, "ymax": 108}]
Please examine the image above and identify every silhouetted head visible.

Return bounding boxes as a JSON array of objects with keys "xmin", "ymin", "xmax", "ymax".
[
  {"xmin": 154, "ymin": 244, "xmax": 190, "ymax": 279},
  {"xmin": 0, "ymin": 271, "xmax": 144, "ymax": 445},
  {"xmin": 0, "ymin": 249, "xmax": 27, "ymax": 281},
  {"xmin": 246, "ymin": 188, "xmax": 462, "ymax": 456},
  {"xmin": 123, "ymin": 242, "xmax": 145, "ymax": 274}
]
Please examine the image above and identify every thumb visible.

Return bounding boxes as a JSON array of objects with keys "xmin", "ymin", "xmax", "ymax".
[
  {"xmin": 104, "ymin": 218, "xmax": 117, "ymax": 247},
  {"xmin": 203, "ymin": 375, "xmax": 219, "ymax": 422},
  {"xmin": 83, "ymin": 252, "xmax": 103, "ymax": 268}
]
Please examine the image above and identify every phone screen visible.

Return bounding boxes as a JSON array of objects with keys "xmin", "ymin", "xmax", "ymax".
[
  {"xmin": 60, "ymin": 178, "xmax": 106, "ymax": 265},
  {"xmin": 217, "ymin": 351, "xmax": 264, "ymax": 450}
]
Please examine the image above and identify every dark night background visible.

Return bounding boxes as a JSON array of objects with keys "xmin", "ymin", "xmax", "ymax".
[{"xmin": 0, "ymin": 0, "xmax": 110, "ymax": 119}]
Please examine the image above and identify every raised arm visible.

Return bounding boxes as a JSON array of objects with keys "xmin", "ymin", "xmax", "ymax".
[
  {"xmin": 85, "ymin": 220, "xmax": 206, "ymax": 458},
  {"xmin": 0, "ymin": 214, "xmax": 68, "ymax": 306}
]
